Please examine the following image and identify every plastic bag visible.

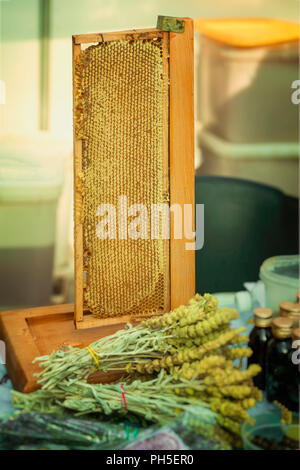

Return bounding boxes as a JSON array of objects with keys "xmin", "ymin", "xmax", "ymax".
[
  {"xmin": 0, "ymin": 412, "xmax": 140, "ymax": 450},
  {"xmin": 0, "ymin": 409, "xmax": 231, "ymax": 450},
  {"xmin": 123, "ymin": 411, "xmax": 231, "ymax": 450}
]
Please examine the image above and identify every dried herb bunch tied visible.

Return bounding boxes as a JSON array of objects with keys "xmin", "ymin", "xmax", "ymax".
[{"xmin": 12, "ymin": 294, "xmax": 262, "ymax": 447}]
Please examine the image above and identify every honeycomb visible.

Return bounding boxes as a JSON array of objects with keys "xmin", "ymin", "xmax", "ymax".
[{"xmin": 74, "ymin": 36, "xmax": 170, "ymax": 317}]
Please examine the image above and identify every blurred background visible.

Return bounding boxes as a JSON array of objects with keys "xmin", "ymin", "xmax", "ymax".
[{"xmin": 0, "ymin": 0, "xmax": 299, "ymax": 310}]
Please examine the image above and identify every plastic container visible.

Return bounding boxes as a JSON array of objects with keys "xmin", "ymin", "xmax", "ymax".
[
  {"xmin": 242, "ymin": 412, "xmax": 299, "ymax": 450},
  {"xmin": 0, "ymin": 133, "xmax": 68, "ymax": 309},
  {"xmin": 54, "ymin": 151, "xmax": 73, "ymax": 274},
  {"xmin": 197, "ymin": 130, "xmax": 299, "ymax": 197},
  {"xmin": 195, "ymin": 176, "xmax": 298, "ymax": 294},
  {"xmin": 213, "ymin": 290, "xmax": 260, "ymax": 314},
  {"xmin": 197, "ymin": 32, "xmax": 299, "ymax": 143},
  {"xmin": 260, "ymin": 255, "xmax": 300, "ymax": 313},
  {"xmin": 195, "ymin": 18, "xmax": 299, "ymax": 198},
  {"xmin": 195, "ymin": 18, "xmax": 300, "ymax": 49}
]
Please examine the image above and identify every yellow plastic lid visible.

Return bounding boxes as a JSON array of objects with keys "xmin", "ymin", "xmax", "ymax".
[{"xmin": 195, "ymin": 18, "xmax": 300, "ymax": 48}]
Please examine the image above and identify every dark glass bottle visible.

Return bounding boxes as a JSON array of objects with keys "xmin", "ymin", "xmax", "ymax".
[
  {"xmin": 287, "ymin": 328, "xmax": 300, "ymax": 413},
  {"xmin": 247, "ymin": 308, "xmax": 273, "ymax": 390},
  {"xmin": 266, "ymin": 316, "xmax": 294, "ymax": 407}
]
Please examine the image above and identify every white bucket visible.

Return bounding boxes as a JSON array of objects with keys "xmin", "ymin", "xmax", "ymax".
[
  {"xmin": 198, "ymin": 129, "xmax": 299, "ymax": 197},
  {"xmin": 0, "ymin": 133, "xmax": 70, "ymax": 309},
  {"xmin": 260, "ymin": 255, "xmax": 300, "ymax": 313},
  {"xmin": 197, "ymin": 36, "xmax": 299, "ymax": 144}
]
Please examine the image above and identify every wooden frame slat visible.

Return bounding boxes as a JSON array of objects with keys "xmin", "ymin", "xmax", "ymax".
[
  {"xmin": 169, "ymin": 18, "xmax": 195, "ymax": 309},
  {"xmin": 73, "ymin": 28, "xmax": 163, "ymax": 45},
  {"xmin": 73, "ymin": 39, "xmax": 84, "ymax": 323},
  {"xmin": 162, "ymin": 31, "xmax": 171, "ymax": 314}
]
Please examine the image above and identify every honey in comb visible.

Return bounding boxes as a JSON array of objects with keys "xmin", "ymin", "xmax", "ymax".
[{"xmin": 74, "ymin": 38, "xmax": 169, "ymax": 318}]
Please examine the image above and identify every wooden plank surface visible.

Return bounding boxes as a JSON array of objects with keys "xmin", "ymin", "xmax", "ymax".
[
  {"xmin": 0, "ymin": 304, "xmax": 127, "ymax": 392},
  {"xmin": 0, "ymin": 312, "xmax": 41, "ymax": 393},
  {"xmin": 75, "ymin": 311, "xmax": 162, "ymax": 330},
  {"xmin": 87, "ymin": 369, "xmax": 127, "ymax": 385},
  {"xmin": 169, "ymin": 18, "xmax": 195, "ymax": 309}
]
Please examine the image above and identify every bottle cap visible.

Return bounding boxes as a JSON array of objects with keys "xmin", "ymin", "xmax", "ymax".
[
  {"xmin": 272, "ymin": 316, "xmax": 293, "ymax": 339},
  {"xmin": 280, "ymin": 301, "xmax": 300, "ymax": 313},
  {"xmin": 279, "ymin": 302, "xmax": 300, "ymax": 327},
  {"xmin": 253, "ymin": 308, "xmax": 273, "ymax": 327},
  {"xmin": 292, "ymin": 328, "xmax": 300, "ymax": 341}
]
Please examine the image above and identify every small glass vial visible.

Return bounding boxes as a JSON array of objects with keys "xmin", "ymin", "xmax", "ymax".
[
  {"xmin": 247, "ymin": 308, "xmax": 273, "ymax": 390},
  {"xmin": 280, "ymin": 301, "xmax": 300, "ymax": 328},
  {"xmin": 266, "ymin": 317, "xmax": 294, "ymax": 406},
  {"xmin": 287, "ymin": 328, "xmax": 300, "ymax": 412}
]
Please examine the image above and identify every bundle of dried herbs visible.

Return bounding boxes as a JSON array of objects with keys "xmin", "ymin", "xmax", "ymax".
[{"xmin": 12, "ymin": 294, "xmax": 262, "ymax": 447}]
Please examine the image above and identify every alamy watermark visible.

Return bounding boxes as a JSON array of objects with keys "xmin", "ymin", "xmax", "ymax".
[
  {"xmin": 291, "ymin": 339, "xmax": 300, "ymax": 365},
  {"xmin": 95, "ymin": 196, "xmax": 204, "ymax": 251},
  {"xmin": 0, "ymin": 80, "xmax": 5, "ymax": 105},
  {"xmin": 291, "ymin": 80, "xmax": 300, "ymax": 105}
]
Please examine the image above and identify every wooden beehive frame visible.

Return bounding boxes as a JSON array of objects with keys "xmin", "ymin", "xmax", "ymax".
[{"xmin": 73, "ymin": 18, "xmax": 195, "ymax": 329}]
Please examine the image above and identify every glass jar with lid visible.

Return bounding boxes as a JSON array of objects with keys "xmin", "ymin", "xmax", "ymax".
[
  {"xmin": 266, "ymin": 317, "xmax": 294, "ymax": 406},
  {"xmin": 247, "ymin": 308, "xmax": 273, "ymax": 390},
  {"xmin": 280, "ymin": 302, "xmax": 300, "ymax": 328}
]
